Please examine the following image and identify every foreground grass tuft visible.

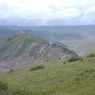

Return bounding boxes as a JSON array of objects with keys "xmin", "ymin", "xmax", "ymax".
[
  {"xmin": 0, "ymin": 81, "xmax": 8, "ymax": 91},
  {"xmin": 30, "ymin": 64, "xmax": 45, "ymax": 71},
  {"xmin": 87, "ymin": 53, "xmax": 95, "ymax": 58},
  {"xmin": 67, "ymin": 56, "xmax": 83, "ymax": 62},
  {"xmin": 0, "ymin": 88, "xmax": 31, "ymax": 95},
  {"xmin": 74, "ymin": 69, "xmax": 95, "ymax": 81}
]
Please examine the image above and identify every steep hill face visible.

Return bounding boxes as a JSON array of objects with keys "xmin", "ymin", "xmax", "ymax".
[
  {"xmin": 0, "ymin": 33, "xmax": 77, "ymax": 71},
  {"xmin": 0, "ymin": 32, "xmax": 48, "ymax": 60}
]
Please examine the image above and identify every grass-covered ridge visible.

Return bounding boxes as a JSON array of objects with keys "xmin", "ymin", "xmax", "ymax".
[{"xmin": 0, "ymin": 57, "xmax": 95, "ymax": 95}]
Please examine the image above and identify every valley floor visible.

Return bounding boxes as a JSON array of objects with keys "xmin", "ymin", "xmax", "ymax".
[{"xmin": 0, "ymin": 57, "xmax": 95, "ymax": 95}]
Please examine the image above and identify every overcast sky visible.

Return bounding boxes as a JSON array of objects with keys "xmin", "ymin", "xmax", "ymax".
[{"xmin": 0, "ymin": 0, "xmax": 95, "ymax": 25}]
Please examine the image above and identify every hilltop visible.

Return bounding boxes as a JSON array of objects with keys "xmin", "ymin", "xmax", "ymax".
[{"xmin": 0, "ymin": 32, "xmax": 77, "ymax": 71}]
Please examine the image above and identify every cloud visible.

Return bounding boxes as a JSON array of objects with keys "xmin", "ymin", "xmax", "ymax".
[
  {"xmin": 79, "ymin": 6, "xmax": 95, "ymax": 24},
  {"xmin": 0, "ymin": 0, "xmax": 95, "ymax": 25}
]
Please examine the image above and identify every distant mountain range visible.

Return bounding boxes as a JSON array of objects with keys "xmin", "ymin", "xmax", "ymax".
[
  {"xmin": 0, "ymin": 25, "xmax": 95, "ymax": 40},
  {"xmin": 0, "ymin": 25, "xmax": 95, "ymax": 57},
  {"xmin": 0, "ymin": 18, "xmax": 95, "ymax": 26}
]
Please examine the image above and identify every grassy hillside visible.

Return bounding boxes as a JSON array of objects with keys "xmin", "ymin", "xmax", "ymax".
[{"xmin": 0, "ymin": 57, "xmax": 95, "ymax": 95}]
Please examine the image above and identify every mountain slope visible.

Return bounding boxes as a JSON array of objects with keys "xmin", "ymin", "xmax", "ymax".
[{"xmin": 0, "ymin": 32, "xmax": 77, "ymax": 71}]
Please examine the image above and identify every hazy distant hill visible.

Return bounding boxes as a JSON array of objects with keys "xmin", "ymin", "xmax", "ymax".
[
  {"xmin": 0, "ymin": 32, "xmax": 77, "ymax": 71},
  {"xmin": 0, "ymin": 25, "xmax": 95, "ymax": 40},
  {"xmin": 1, "ymin": 25, "xmax": 95, "ymax": 40},
  {"xmin": 0, "ymin": 25, "xmax": 95, "ymax": 55}
]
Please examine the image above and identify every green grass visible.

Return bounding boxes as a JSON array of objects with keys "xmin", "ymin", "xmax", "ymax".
[
  {"xmin": 30, "ymin": 65, "xmax": 45, "ymax": 71},
  {"xmin": 1, "ymin": 57, "xmax": 95, "ymax": 95}
]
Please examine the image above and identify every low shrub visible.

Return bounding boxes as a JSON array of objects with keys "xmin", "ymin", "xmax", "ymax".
[
  {"xmin": 87, "ymin": 53, "xmax": 95, "ymax": 58},
  {"xmin": 30, "ymin": 65, "xmax": 45, "ymax": 71},
  {"xmin": 0, "ymin": 81, "xmax": 8, "ymax": 91},
  {"xmin": 11, "ymin": 88, "xmax": 29, "ymax": 95},
  {"xmin": 0, "ymin": 88, "xmax": 31, "ymax": 95},
  {"xmin": 9, "ymin": 69, "xmax": 14, "ymax": 73},
  {"xmin": 67, "ymin": 57, "xmax": 83, "ymax": 62},
  {"xmin": 74, "ymin": 69, "xmax": 95, "ymax": 81},
  {"xmin": 63, "ymin": 61, "xmax": 66, "ymax": 64}
]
